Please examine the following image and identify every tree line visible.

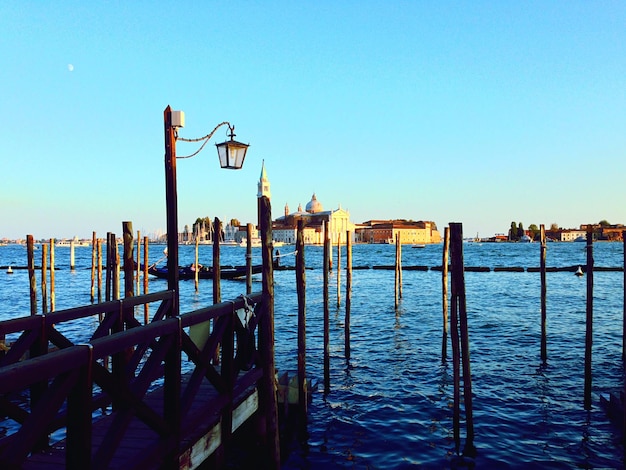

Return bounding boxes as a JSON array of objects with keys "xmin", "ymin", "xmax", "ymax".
[{"xmin": 508, "ymin": 220, "xmax": 612, "ymax": 241}]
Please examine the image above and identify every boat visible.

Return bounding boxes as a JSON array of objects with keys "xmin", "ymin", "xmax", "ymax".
[
  {"xmin": 412, "ymin": 244, "xmax": 426, "ymax": 249},
  {"xmin": 148, "ymin": 264, "xmax": 263, "ymax": 280},
  {"xmin": 575, "ymin": 266, "xmax": 584, "ymax": 277},
  {"xmin": 6, "ymin": 266, "xmax": 12, "ymax": 274}
]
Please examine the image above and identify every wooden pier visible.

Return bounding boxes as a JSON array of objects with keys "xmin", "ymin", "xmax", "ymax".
[{"xmin": 0, "ymin": 289, "xmax": 278, "ymax": 469}]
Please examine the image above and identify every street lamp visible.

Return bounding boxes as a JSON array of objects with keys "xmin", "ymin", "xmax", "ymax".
[{"xmin": 163, "ymin": 105, "xmax": 249, "ymax": 316}]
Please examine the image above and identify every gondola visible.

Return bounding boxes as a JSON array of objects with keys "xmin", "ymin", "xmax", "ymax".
[{"xmin": 148, "ymin": 264, "xmax": 263, "ymax": 280}]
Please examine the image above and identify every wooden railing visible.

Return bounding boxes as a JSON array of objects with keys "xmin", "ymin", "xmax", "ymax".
[{"xmin": 0, "ymin": 290, "xmax": 269, "ymax": 469}]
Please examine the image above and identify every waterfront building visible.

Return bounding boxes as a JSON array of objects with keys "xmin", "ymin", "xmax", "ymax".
[{"xmin": 356, "ymin": 220, "xmax": 441, "ymax": 244}]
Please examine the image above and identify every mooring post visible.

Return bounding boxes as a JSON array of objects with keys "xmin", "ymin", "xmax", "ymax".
[
  {"xmin": 540, "ymin": 224, "xmax": 547, "ymax": 363},
  {"xmin": 442, "ymin": 227, "xmax": 450, "ymax": 360},
  {"xmin": 213, "ymin": 217, "xmax": 221, "ymax": 304},
  {"xmin": 296, "ymin": 220, "xmax": 307, "ymax": 420},
  {"xmin": 70, "ymin": 238, "xmax": 75, "ymax": 271},
  {"xmin": 27, "ymin": 235, "xmax": 37, "ymax": 316},
  {"xmin": 91, "ymin": 232, "xmax": 96, "ymax": 303},
  {"xmin": 97, "ymin": 238, "xmax": 103, "ymax": 304},
  {"xmin": 105, "ymin": 232, "xmax": 112, "ymax": 302},
  {"xmin": 323, "ymin": 220, "xmax": 331, "ymax": 394},
  {"xmin": 395, "ymin": 233, "xmax": 400, "ymax": 310},
  {"xmin": 123, "ymin": 222, "xmax": 134, "ymax": 299},
  {"xmin": 337, "ymin": 232, "xmax": 341, "ymax": 307},
  {"xmin": 143, "ymin": 236, "xmax": 149, "ymax": 323},
  {"xmin": 49, "ymin": 238, "xmax": 55, "ymax": 312},
  {"xmin": 259, "ymin": 196, "xmax": 280, "ymax": 469},
  {"xmin": 584, "ymin": 225, "xmax": 594, "ymax": 410},
  {"xmin": 345, "ymin": 230, "xmax": 352, "ymax": 360},
  {"xmin": 623, "ymin": 230, "xmax": 626, "ymax": 361},
  {"xmin": 194, "ymin": 235, "xmax": 199, "ymax": 292},
  {"xmin": 450, "ymin": 222, "xmax": 475, "ymax": 457},
  {"xmin": 136, "ymin": 230, "xmax": 141, "ymax": 295},
  {"xmin": 246, "ymin": 223, "xmax": 253, "ymax": 295},
  {"xmin": 41, "ymin": 244, "xmax": 48, "ymax": 314}
]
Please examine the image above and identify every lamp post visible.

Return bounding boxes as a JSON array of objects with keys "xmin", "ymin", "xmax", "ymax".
[{"xmin": 163, "ymin": 105, "xmax": 249, "ymax": 316}]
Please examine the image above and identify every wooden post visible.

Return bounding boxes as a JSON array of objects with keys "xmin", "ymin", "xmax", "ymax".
[
  {"xmin": 97, "ymin": 238, "xmax": 103, "ymax": 304},
  {"xmin": 70, "ymin": 239, "xmax": 75, "ymax": 271},
  {"xmin": 623, "ymin": 230, "xmax": 626, "ymax": 361},
  {"xmin": 136, "ymin": 230, "xmax": 141, "ymax": 295},
  {"xmin": 399, "ymin": 234, "xmax": 403, "ymax": 299},
  {"xmin": 41, "ymin": 243, "xmax": 48, "ymax": 314},
  {"xmin": 442, "ymin": 227, "xmax": 450, "ymax": 360},
  {"xmin": 337, "ymin": 232, "xmax": 341, "ymax": 307},
  {"xmin": 323, "ymin": 220, "xmax": 330, "ymax": 394},
  {"xmin": 258, "ymin": 196, "xmax": 280, "ymax": 469},
  {"xmin": 345, "ymin": 230, "xmax": 352, "ymax": 360},
  {"xmin": 143, "ymin": 236, "xmax": 149, "ymax": 324},
  {"xmin": 246, "ymin": 223, "xmax": 253, "ymax": 295},
  {"xmin": 395, "ymin": 233, "xmax": 400, "ymax": 309},
  {"xmin": 123, "ymin": 222, "xmax": 134, "ymax": 299},
  {"xmin": 105, "ymin": 232, "xmax": 113, "ymax": 302},
  {"xmin": 296, "ymin": 220, "xmax": 307, "ymax": 419},
  {"xmin": 90, "ymin": 232, "xmax": 96, "ymax": 303},
  {"xmin": 584, "ymin": 225, "xmax": 594, "ymax": 410},
  {"xmin": 49, "ymin": 238, "xmax": 55, "ymax": 312},
  {"xmin": 450, "ymin": 222, "xmax": 475, "ymax": 457},
  {"xmin": 194, "ymin": 235, "xmax": 199, "ymax": 292},
  {"xmin": 540, "ymin": 225, "xmax": 547, "ymax": 363},
  {"xmin": 213, "ymin": 217, "xmax": 221, "ymax": 304},
  {"xmin": 27, "ymin": 235, "xmax": 37, "ymax": 316}
]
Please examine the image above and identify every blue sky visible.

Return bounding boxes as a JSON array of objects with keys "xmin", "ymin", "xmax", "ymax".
[{"xmin": 2, "ymin": 1, "xmax": 625, "ymax": 240}]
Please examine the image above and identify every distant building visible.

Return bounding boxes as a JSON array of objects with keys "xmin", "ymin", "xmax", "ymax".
[
  {"xmin": 356, "ymin": 220, "xmax": 441, "ymax": 244},
  {"xmin": 273, "ymin": 195, "xmax": 355, "ymax": 245}
]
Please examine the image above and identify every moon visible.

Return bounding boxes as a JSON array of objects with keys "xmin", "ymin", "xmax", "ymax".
[{"xmin": 68, "ymin": 64, "xmax": 74, "ymax": 72}]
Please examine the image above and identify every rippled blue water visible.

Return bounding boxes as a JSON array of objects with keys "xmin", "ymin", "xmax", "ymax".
[{"xmin": 1, "ymin": 241, "xmax": 624, "ymax": 468}]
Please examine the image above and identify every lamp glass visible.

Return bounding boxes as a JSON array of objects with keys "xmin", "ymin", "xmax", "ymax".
[{"xmin": 216, "ymin": 140, "xmax": 249, "ymax": 169}]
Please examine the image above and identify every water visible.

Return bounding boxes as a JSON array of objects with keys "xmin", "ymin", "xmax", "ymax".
[{"xmin": 0, "ymin": 241, "xmax": 624, "ymax": 468}]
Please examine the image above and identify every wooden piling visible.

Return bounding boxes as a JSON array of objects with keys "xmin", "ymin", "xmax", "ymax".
[
  {"xmin": 91, "ymin": 232, "xmax": 96, "ymax": 303},
  {"xmin": 346, "ymin": 231, "xmax": 352, "ymax": 360},
  {"xmin": 143, "ymin": 236, "xmax": 149, "ymax": 324},
  {"xmin": 450, "ymin": 222, "xmax": 475, "ymax": 457},
  {"xmin": 395, "ymin": 233, "xmax": 400, "ymax": 310},
  {"xmin": 337, "ymin": 232, "xmax": 341, "ymax": 307},
  {"xmin": 323, "ymin": 220, "xmax": 330, "ymax": 394},
  {"xmin": 49, "ymin": 239, "xmax": 55, "ymax": 312},
  {"xmin": 442, "ymin": 227, "xmax": 450, "ymax": 360},
  {"xmin": 106, "ymin": 233, "xmax": 113, "ymax": 302},
  {"xmin": 584, "ymin": 225, "xmax": 594, "ymax": 410},
  {"xmin": 136, "ymin": 230, "xmax": 141, "ymax": 295},
  {"xmin": 540, "ymin": 225, "xmax": 547, "ymax": 363},
  {"xmin": 258, "ymin": 196, "xmax": 280, "ymax": 469},
  {"xmin": 213, "ymin": 217, "xmax": 221, "ymax": 304},
  {"xmin": 194, "ymin": 235, "xmax": 199, "ymax": 292},
  {"xmin": 41, "ymin": 244, "xmax": 48, "ymax": 314},
  {"xmin": 246, "ymin": 223, "xmax": 253, "ymax": 295},
  {"xmin": 296, "ymin": 220, "xmax": 307, "ymax": 418},
  {"xmin": 623, "ymin": 230, "xmax": 626, "ymax": 360},
  {"xmin": 97, "ymin": 238, "xmax": 103, "ymax": 304},
  {"xmin": 123, "ymin": 222, "xmax": 134, "ymax": 298},
  {"xmin": 27, "ymin": 235, "xmax": 37, "ymax": 316},
  {"xmin": 70, "ymin": 239, "xmax": 75, "ymax": 271}
]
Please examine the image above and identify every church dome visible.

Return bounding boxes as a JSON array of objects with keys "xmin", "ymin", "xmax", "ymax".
[{"xmin": 305, "ymin": 193, "xmax": 323, "ymax": 213}]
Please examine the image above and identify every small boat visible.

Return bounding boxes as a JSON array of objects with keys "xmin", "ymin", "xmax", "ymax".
[
  {"xmin": 575, "ymin": 266, "xmax": 584, "ymax": 276},
  {"xmin": 148, "ymin": 264, "xmax": 263, "ymax": 280},
  {"xmin": 6, "ymin": 266, "xmax": 13, "ymax": 274},
  {"xmin": 412, "ymin": 244, "xmax": 426, "ymax": 249}
]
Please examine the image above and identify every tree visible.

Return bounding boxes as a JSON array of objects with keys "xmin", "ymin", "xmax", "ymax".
[
  {"xmin": 599, "ymin": 219, "xmax": 610, "ymax": 227},
  {"xmin": 509, "ymin": 221, "xmax": 518, "ymax": 241},
  {"xmin": 528, "ymin": 224, "xmax": 539, "ymax": 240},
  {"xmin": 550, "ymin": 223, "xmax": 559, "ymax": 231},
  {"xmin": 517, "ymin": 222, "xmax": 524, "ymax": 239},
  {"xmin": 230, "ymin": 218, "xmax": 241, "ymax": 227}
]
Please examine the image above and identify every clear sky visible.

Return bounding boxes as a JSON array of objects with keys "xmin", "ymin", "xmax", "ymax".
[{"xmin": 2, "ymin": 1, "xmax": 625, "ymax": 241}]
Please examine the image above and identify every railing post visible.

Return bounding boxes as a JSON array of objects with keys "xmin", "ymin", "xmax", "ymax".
[
  {"xmin": 164, "ymin": 316, "xmax": 182, "ymax": 468},
  {"xmin": 67, "ymin": 344, "xmax": 93, "ymax": 469}
]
